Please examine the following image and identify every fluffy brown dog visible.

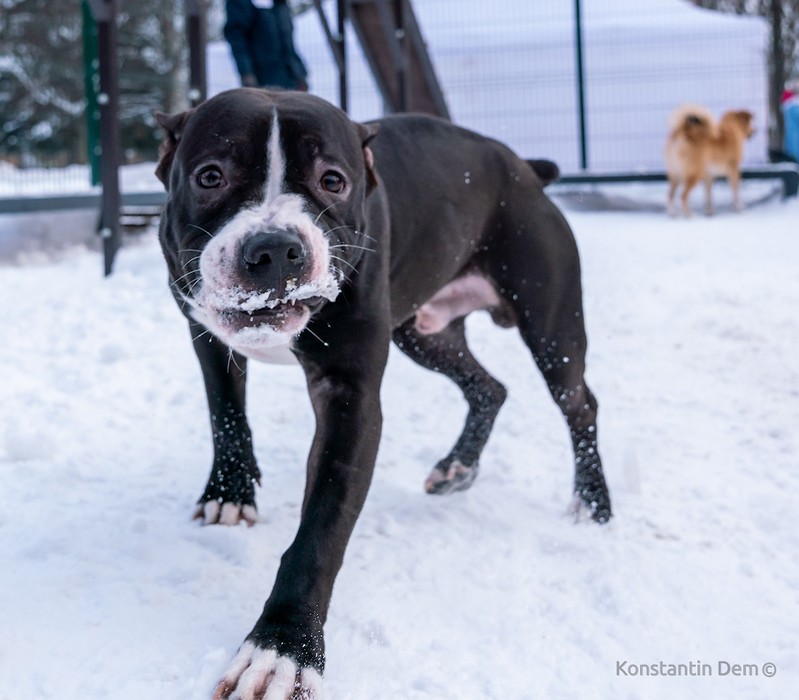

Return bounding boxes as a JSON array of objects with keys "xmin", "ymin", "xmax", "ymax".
[{"xmin": 665, "ymin": 105, "xmax": 754, "ymax": 216}]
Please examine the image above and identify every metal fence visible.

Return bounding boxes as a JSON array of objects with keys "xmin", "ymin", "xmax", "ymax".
[
  {"xmin": 210, "ymin": 0, "xmax": 770, "ymax": 173},
  {"xmin": 1, "ymin": 0, "xmax": 774, "ymax": 198}
]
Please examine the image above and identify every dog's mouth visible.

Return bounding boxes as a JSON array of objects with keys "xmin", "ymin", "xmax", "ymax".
[
  {"xmin": 220, "ymin": 293, "xmax": 327, "ymax": 329},
  {"xmin": 189, "ymin": 273, "xmax": 341, "ymax": 352},
  {"xmin": 244, "ymin": 295, "xmax": 327, "ymax": 316}
]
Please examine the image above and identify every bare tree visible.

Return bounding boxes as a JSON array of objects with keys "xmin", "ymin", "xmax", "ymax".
[
  {"xmin": 0, "ymin": 1, "xmax": 86, "ymax": 164},
  {"xmin": 0, "ymin": 0, "xmax": 192, "ymax": 165},
  {"xmin": 691, "ymin": 0, "xmax": 799, "ymax": 151}
]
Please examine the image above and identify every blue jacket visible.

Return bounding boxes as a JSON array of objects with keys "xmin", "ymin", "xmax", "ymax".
[
  {"xmin": 784, "ymin": 98, "xmax": 799, "ymax": 162},
  {"xmin": 224, "ymin": 0, "xmax": 308, "ymax": 90}
]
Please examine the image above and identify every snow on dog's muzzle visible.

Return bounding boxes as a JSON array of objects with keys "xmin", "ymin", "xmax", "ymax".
[{"xmin": 186, "ymin": 194, "xmax": 341, "ymax": 358}]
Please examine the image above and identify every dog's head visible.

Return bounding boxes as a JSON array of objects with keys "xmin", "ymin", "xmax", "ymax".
[
  {"xmin": 721, "ymin": 109, "xmax": 755, "ymax": 139},
  {"xmin": 155, "ymin": 89, "xmax": 378, "ymax": 359}
]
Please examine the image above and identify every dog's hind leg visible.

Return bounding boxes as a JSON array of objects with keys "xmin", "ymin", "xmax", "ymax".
[
  {"xmin": 666, "ymin": 176, "xmax": 679, "ymax": 216},
  {"xmin": 516, "ymin": 324, "xmax": 611, "ymax": 523},
  {"xmin": 392, "ymin": 318, "xmax": 507, "ymax": 494},
  {"xmin": 703, "ymin": 175, "xmax": 714, "ymax": 216},
  {"xmin": 514, "ymin": 309, "xmax": 611, "ymax": 522},
  {"xmin": 489, "ymin": 198, "xmax": 612, "ymax": 522}
]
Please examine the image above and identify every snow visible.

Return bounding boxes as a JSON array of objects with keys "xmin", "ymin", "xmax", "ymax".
[
  {"xmin": 0, "ymin": 1, "xmax": 794, "ymax": 694},
  {"xmin": 1, "ymin": 183, "xmax": 797, "ymax": 698}
]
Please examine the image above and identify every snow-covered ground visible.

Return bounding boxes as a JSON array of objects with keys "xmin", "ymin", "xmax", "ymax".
[{"xmin": 1, "ymin": 182, "xmax": 796, "ymax": 699}]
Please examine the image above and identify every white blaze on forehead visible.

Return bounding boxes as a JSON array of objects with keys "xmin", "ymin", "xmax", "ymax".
[{"xmin": 265, "ymin": 109, "xmax": 285, "ymax": 204}]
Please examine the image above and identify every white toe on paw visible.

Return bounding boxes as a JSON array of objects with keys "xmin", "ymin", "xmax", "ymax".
[
  {"xmin": 203, "ymin": 500, "xmax": 221, "ymax": 524},
  {"xmin": 424, "ymin": 460, "xmax": 477, "ymax": 493},
  {"xmin": 213, "ymin": 642, "xmax": 324, "ymax": 700},
  {"xmin": 219, "ymin": 502, "xmax": 242, "ymax": 526},
  {"xmin": 241, "ymin": 504, "xmax": 259, "ymax": 525},
  {"xmin": 194, "ymin": 501, "xmax": 259, "ymax": 526}
]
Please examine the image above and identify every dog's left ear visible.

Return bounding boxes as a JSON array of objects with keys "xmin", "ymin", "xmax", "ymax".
[
  {"xmin": 154, "ymin": 109, "xmax": 194, "ymax": 187},
  {"xmin": 357, "ymin": 123, "xmax": 380, "ymax": 192}
]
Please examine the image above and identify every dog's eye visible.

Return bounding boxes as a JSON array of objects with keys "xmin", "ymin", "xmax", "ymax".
[
  {"xmin": 320, "ymin": 171, "xmax": 345, "ymax": 194},
  {"xmin": 197, "ymin": 167, "xmax": 226, "ymax": 189}
]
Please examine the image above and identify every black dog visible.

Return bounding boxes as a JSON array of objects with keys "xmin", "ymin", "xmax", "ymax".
[{"xmin": 155, "ymin": 88, "xmax": 611, "ymax": 699}]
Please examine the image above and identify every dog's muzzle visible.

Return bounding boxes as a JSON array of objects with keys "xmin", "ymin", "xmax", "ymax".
[{"xmin": 184, "ymin": 206, "xmax": 341, "ymax": 358}]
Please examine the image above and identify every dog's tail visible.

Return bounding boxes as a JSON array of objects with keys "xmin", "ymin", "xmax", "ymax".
[
  {"xmin": 668, "ymin": 104, "xmax": 717, "ymax": 141},
  {"xmin": 527, "ymin": 159, "xmax": 560, "ymax": 187}
]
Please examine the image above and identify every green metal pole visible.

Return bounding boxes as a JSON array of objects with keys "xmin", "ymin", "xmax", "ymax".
[
  {"xmin": 82, "ymin": 0, "xmax": 101, "ymax": 186},
  {"xmin": 574, "ymin": 0, "xmax": 588, "ymax": 170}
]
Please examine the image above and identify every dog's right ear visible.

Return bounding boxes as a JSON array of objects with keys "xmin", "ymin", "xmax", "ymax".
[
  {"xmin": 357, "ymin": 123, "xmax": 380, "ymax": 192},
  {"xmin": 155, "ymin": 110, "xmax": 193, "ymax": 187}
]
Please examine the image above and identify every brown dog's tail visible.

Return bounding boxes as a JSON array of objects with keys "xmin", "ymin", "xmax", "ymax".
[
  {"xmin": 527, "ymin": 158, "xmax": 560, "ymax": 187},
  {"xmin": 668, "ymin": 104, "xmax": 717, "ymax": 142}
]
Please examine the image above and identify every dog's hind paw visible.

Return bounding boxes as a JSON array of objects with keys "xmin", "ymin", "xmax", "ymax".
[
  {"xmin": 568, "ymin": 493, "xmax": 612, "ymax": 525},
  {"xmin": 212, "ymin": 642, "xmax": 323, "ymax": 700},
  {"xmin": 424, "ymin": 459, "xmax": 479, "ymax": 495},
  {"xmin": 194, "ymin": 500, "xmax": 259, "ymax": 527}
]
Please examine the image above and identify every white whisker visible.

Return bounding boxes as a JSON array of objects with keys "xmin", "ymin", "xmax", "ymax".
[
  {"xmin": 323, "ymin": 224, "xmax": 356, "ymax": 238},
  {"xmin": 329, "ymin": 243, "xmax": 375, "ymax": 253},
  {"xmin": 192, "ymin": 327, "xmax": 213, "ymax": 343},
  {"xmin": 226, "ymin": 348, "xmax": 245, "ymax": 374},
  {"xmin": 173, "ymin": 265, "xmax": 201, "ymax": 286},
  {"xmin": 187, "ymin": 223, "xmax": 213, "ymax": 239},
  {"xmin": 314, "ymin": 201, "xmax": 342, "ymax": 226},
  {"xmin": 302, "ymin": 326, "xmax": 329, "ymax": 347},
  {"xmin": 330, "ymin": 254, "xmax": 358, "ymax": 274}
]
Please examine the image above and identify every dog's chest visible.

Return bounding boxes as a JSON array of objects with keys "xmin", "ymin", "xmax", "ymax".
[{"xmin": 239, "ymin": 341, "xmax": 299, "ymax": 365}]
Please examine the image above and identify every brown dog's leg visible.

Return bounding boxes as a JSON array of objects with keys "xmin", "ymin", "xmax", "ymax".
[
  {"xmin": 728, "ymin": 169, "xmax": 742, "ymax": 211},
  {"xmin": 704, "ymin": 175, "xmax": 714, "ymax": 216},
  {"xmin": 667, "ymin": 177, "xmax": 679, "ymax": 216},
  {"xmin": 681, "ymin": 173, "xmax": 701, "ymax": 217}
]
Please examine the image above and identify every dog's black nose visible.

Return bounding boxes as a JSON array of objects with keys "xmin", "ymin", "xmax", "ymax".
[
  {"xmin": 242, "ymin": 230, "xmax": 306, "ymax": 269},
  {"xmin": 241, "ymin": 230, "xmax": 307, "ymax": 295}
]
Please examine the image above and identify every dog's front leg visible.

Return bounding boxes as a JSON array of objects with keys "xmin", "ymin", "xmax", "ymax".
[
  {"xmin": 189, "ymin": 319, "xmax": 260, "ymax": 526},
  {"xmin": 212, "ymin": 325, "xmax": 388, "ymax": 699}
]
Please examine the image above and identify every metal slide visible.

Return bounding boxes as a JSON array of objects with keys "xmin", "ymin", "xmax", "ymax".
[{"xmin": 347, "ymin": 0, "xmax": 449, "ymax": 118}]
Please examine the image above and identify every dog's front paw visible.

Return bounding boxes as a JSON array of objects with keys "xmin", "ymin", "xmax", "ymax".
[
  {"xmin": 195, "ymin": 459, "xmax": 261, "ymax": 526},
  {"xmin": 424, "ymin": 458, "xmax": 479, "ymax": 495},
  {"xmin": 212, "ymin": 642, "xmax": 323, "ymax": 700}
]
